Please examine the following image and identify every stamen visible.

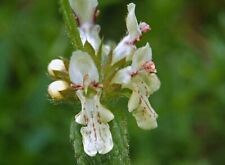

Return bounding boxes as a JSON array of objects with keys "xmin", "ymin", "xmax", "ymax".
[
  {"xmin": 71, "ymin": 83, "xmax": 84, "ymax": 90},
  {"xmin": 142, "ymin": 61, "xmax": 157, "ymax": 73},
  {"xmin": 94, "ymin": 9, "xmax": 100, "ymax": 23},
  {"xmin": 139, "ymin": 22, "xmax": 151, "ymax": 33},
  {"xmin": 131, "ymin": 71, "xmax": 138, "ymax": 77},
  {"xmin": 93, "ymin": 82, "xmax": 103, "ymax": 89}
]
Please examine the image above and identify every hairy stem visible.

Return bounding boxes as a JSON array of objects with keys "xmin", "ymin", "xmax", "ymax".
[{"xmin": 60, "ymin": 0, "xmax": 83, "ymax": 50}]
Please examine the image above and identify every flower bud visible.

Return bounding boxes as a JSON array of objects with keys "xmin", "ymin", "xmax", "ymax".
[
  {"xmin": 48, "ymin": 80, "xmax": 69, "ymax": 100},
  {"xmin": 48, "ymin": 59, "xmax": 67, "ymax": 77}
]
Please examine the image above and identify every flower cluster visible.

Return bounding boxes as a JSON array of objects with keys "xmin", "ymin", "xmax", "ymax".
[{"xmin": 48, "ymin": 0, "xmax": 160, "ymax": 157}]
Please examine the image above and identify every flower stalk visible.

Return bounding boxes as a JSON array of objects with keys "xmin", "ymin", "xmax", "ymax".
[
  {"xmin": 48, "ymin": 0, "xmax": 160, "ymax": 163},
  {"xmin": 59, "ymin": 0, "xmax": 131, "ymax": 162}
]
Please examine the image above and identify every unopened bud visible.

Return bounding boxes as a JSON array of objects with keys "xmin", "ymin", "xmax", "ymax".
[
  {"xmin": 48, "ymin": 80, "xmax": 69, "ymax": 100},
  {"xmin": 48, "ymin": 59, "xmax": 67, "ymax": 77}
]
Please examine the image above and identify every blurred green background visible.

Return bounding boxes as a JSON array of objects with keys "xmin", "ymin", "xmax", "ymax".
[{"xmin": 0, "ymin": 0, "xmax": 225, "ymax": 164}]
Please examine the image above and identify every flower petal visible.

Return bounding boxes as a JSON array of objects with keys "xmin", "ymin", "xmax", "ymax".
[
  {"xmin": 132, "ymin": 43, "xmax": 152, "ymax": 70},
  {"xmin": 132, "ymin": 94, "xmax": 158, "ymax": 130},
  {"xmin": 79, "ymin": 24, "xmax": 101, "ymax": 52},
  {"xmin": 111, "ymin": 38, "xmax": 136, "ymax": 65},
  {"xmin": 95, "ymin": 95, "xmax": 114, "ymax": 122},
  {"xmin": 81, "ymin": 123, "xmax": 113, "ymax": 156},
  {"xmin": 111, "ymin": 66, "xmax": 133, "ymax": 85},
  {"xmin": 140, "ymin": 72, "xmax": 161, "ymax": 95},
  {"xmin": 127, "ymin": 76, "xmax": 158, "ymax": 130},
  {"xmin": 111, "ymin": 3, "xmax": 143, "ymax": 65},
  {"xmin": 69, "ymin": 0, "xmax": 98, "ymax": 24},
  {"xmin": 126, "ymin": 3, "xmax": 141, "ymax": 41},
  {"xmin": 86, "ymin": 25, "xmax": 101, "ymax": 51},
  {"xmin": 128, "ymin": 91, "xmax": 139, "ymax": 112},
  {"xmin": 75, "ymin": 91, "xmax": 114, "ymax": 156},
  {"xmin": 69, "ymin": 50, "xmax": 99, "ymax": 85}
]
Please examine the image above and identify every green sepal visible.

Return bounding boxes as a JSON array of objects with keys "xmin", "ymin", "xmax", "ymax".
[
  {"xmin": 49, "ymin": 70, "xmax": 70, "ymax": 81},
  {"xmin": 84, "ymin": 41, "xmax": 95, "ymax": 57}
]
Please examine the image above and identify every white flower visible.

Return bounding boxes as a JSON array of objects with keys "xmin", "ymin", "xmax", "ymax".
[
  {"xmin": 75, "ymin": 91, "xmax": 114, "ymax": 157},
  {"xmin": 69, "ymin": 0, "xmax": 101, "ymax": 52},
  {"xmin": 112, "ymin": 43, "xmax": 160, "ymax": 130},
  {"xmin": 112, "ymin": 3, "xmax": 150, "ymax": 65},
  {"xmin": 48, "ymin": 59, "xmax": 67, "ymax": 77},
  {"xmin": 126, "ymin": 3, "xmax": 141, "ymax": 42},
  {"xmin": 69, "ymin": 0, "xmax": 98, "ymax": 24},
  {"xmin": 69, "ymin": 50, "xmax": 99, "ymax": 87},
  {"xmin": 112, "ymin": 43, "xmax": 154, "ymax": 85},
  {"xmin": 79, "ymin": 24, "xmax": 101, "ymax": 52},
  {"xmin": 127, "ymin": 74, "xmax": 159, "ymax": 130},
  {"xmin": 48, "ymin": 80, "xmax": 69, "ymax": 100},
  {"xmin": 69, "ymin": 50, "xmax": 114, "ymax": 156}
]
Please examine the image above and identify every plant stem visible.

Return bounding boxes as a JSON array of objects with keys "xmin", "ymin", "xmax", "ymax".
[{"xmin": 60, "ymin": 0, "xmax": 83, "ymax": 50}]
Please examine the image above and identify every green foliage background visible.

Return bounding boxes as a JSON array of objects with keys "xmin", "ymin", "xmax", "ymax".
[{"xmin": 0, "ymin": 0, "xmax": 225, "ymax": 164}]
